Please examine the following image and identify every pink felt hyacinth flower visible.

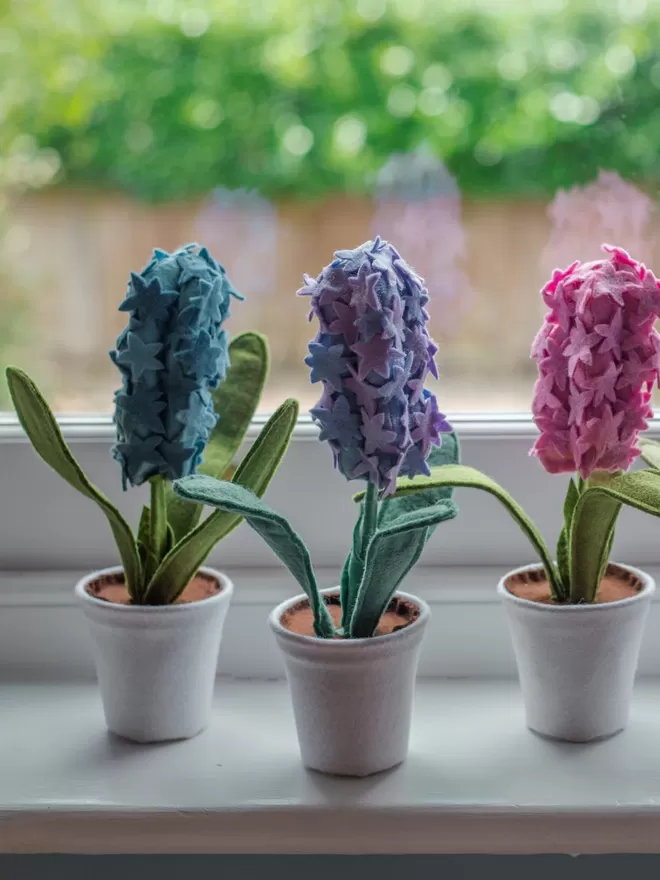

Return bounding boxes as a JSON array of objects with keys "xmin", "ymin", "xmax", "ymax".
[{"xmin": 531, "ymin": 245, "xmax": 660, "ymax": 479}]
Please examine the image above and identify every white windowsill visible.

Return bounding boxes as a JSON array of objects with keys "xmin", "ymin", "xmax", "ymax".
[{"xmin": 4, "ymin": 678, "xmax": 660, "ymax": 855}]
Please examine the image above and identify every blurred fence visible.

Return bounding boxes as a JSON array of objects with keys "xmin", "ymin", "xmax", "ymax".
[{"xmin": 10, "ymin": 186, "xmax": 660, "ymax": 411}]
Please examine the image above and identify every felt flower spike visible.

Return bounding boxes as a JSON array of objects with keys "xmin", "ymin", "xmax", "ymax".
[
  {"xmin": 6, "ymin": 243, "xmax": 298, "ymax": 605},
  {"xmin": 300, "ymin": 237, "xmax": 452, "ymax": 494},
  {"xmin": 173, "ymin": 238, "xmax": 461, "ymax": 639},
  {"xmin": 342, "ymin": 244, "xmax": 660, "ymax": 607}
]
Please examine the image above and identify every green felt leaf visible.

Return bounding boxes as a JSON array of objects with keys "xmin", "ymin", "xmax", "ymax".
[
  {"xmin": 172, "ymin": 475, "xmax": 335, "ymax": 637},
  {"xmin": 640, "ymin": 438, "xmax": 660, "ymax": 471},
  {"xmin": 359, "ymin": 462, "xmax": 561, "ymax": 600},
  {"xmin": 570, "ymin": 469, "xmax": 660, "ymax": 602},
  {"xmin": 145, "ymin": 398, "xmax": 298, "ymax": 604},
  {"xmin": 349, "ymin": 496, "xmax": 457, "ymax": 638},
  {"xmin": 556, "ymin": 478, "xmax": 579, "ymax": 599},
  {"xmin": 6, "ymin": 366, "xmax": 141, "ymax": 599},
  {"xmin": 164, "ymin": 332, "xmax": 269, "ymax": 544},
  {"xmin": 346, "ymin": 435, "xmax": 462, "ymax": 637}
]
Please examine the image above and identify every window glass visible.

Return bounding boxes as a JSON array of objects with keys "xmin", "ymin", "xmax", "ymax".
[{"xmin": 1, "ymin": 0, "xmax": 656, "ymax": 413}]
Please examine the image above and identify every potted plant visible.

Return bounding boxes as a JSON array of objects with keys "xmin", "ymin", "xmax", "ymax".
[
  {"xmin": 366, "ymin": 245, "xmax": 660, "ymax": 742},
  {"xmin": 6, "ymin": 243, "xmax": 298, "ymax": 743},
  {"xmin": 174, "ymin": 237, "xmax": 460, "ymax": 776}
]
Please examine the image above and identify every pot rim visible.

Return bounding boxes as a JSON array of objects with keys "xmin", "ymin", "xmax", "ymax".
[
  {"xmin": 268, "ymin": 586, "xmax": 430, "ymax": 646},
  {"xmin": 497, "ymin": 560, "xmax": 655, "ymax": 613},
  {"xmin": 74, "ymin": 565, "xmax": 233, "ymax": 613}
]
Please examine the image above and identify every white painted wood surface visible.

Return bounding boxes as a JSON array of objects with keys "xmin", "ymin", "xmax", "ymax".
[{"xmin": 3, "ymin": 679, "xmax": 660, "ymax": 854}]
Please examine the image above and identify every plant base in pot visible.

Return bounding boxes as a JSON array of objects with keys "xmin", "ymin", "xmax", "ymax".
[
  {"xmin": 75, "ymin": 565, "xmax": 233, "ymax": 744},
  {"xmin": 269, "ymin": 588, "xmax": 430, "ymax": 777},
  {"xmin": 498, "ymin": 562, "xmax": 655, "ymax": 743}
]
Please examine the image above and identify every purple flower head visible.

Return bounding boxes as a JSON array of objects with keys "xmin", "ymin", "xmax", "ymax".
[{"xmin": 299, "ymin": 237, "xmax": 451, "ymax": 494}]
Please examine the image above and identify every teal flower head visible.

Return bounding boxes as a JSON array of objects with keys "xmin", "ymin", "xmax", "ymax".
[{"xmin": 111, "ymin": 243, "xmax": 243, "ymax": 487}]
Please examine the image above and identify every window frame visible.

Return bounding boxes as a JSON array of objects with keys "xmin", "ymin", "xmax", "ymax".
[{"xmin": 2, "ymin": 412, "xmax": 660, "ymax": 679}]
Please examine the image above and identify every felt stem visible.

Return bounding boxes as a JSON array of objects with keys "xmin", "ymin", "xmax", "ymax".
[
  {"xmin": 341, "ymin": 480, "xmax": 378, "ymax": 631},
  {"xmin": 361, "ymin": 481, "xmax": 378, "ymax": 549}
]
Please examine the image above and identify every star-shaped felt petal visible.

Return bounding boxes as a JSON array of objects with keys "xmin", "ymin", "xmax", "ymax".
[
  {"xmin": 531, "ymin": 323, "xmax": 551, "ymax": 361},
  {"xmin": 164, "ymin": 359, "xmax": 202, "ymax": 401},
  {"xmin": 563, "ymin": 318, "xmax": 598, "ymax": 377},
  {"xmin": 184, "ymin": 279, "xmax": 226, "ymax": 325},
  {"xmin": 580, "ymin": 362, "xmax": 618, "ymax": 407},
  {"xmin": 310, "ymin": 394, "xmax": 361, "ymax": 446},
  {"xmin": 539, "ymin": 335, "xmax": 569, "ymax": 390},
  {"xmin": 391, "ymin": 294, "xmax": 405, "ymax": 334},
  {"xmin": 411, "ymin": 396, "xmax": 452, "ymax": 450},
  {"xmin": 351, "ymin": 450, "xmax": 381, "ymax": 483},
  {"xmin": 351, "ymin": 335, "xmax": 403, "ymax": 381},
  {"xmin": 115, "ymin": 332, "xmax": 164, "ymax": 381},
  {"xmin": 402, "ymin": 282, "xmax": 430, "ymax": 325},
  {"xmin": 632, "ymin": 272, "xmax": 660, "ymax": 320},
  {"xmin": 361, "ymin": 411, "xmax": 399, "ymax": 455},
  {"xmin": 158, "ymin": 439, "xmax": 198, "ymax": 480},
  {"xmin": 382, "ymin": 454, "xmax": 406, "ymax": 496},
  {"xmin": 530, "ymin": 428, "xmax": 576, "ymax": 474},
  {"xmin": 114, "ymin": 435, "xmax": 165, "ymax": 486},
  {"xmin": 177, "ymin": 253, "xmax": 215, "ymax": 288},
  {"xmin": 378, "ymin": 351, "xmax": 413, "ymax": 402},
  {"xmin": 406, "ymin": 373, "xmax": 426, "ymax": 404},
  {"xmin": 590, "ymin": 263, "xmax": 626, "ymax": 307},
  {"xmin": 404, "ymin": 326, "xmax": 431, "ymax": 370},
  {"xmin": 328, "ymin": 300, "xmax": 359, "ymax": 345},
  {"xmin": 567, "ymin": 388, "xmax": 593, "ymax": 426},
  {"xmin": 344, "ymin": 369, "xmax": 383, "ymax": 416},
  {"xmin": 349, "ymin": 263, "xmax": 381, "ymax": 314},
  {"xmin": 393, "ymin": 257, "xmax": 424, "ymax": 289},
  {"xmin": 305, "ymin": 342, "xmax": 350, "ymax": 391},
  {"xmin": 532, "ymin": 373, "xmax": 562, "ymax": 413},
  {"xmin": 119, "ymin": 273, "xmax": 178, "ymax": 321},
  {"xmin": 114, "ymin": 387, "xmax": 166, "ymax": 435},
  {"xmin": 336, "ymin": 442, "xmax": 362, "ymax": 478},
  {"xmin": 594, "ymin": 308, "xmax": 623, "ymax": 357},
  {"xmin": 175, "ymin": 329, "xmax": 225, "ymax": 379},
  {"xmin": 541, "ymin": 263, "xmax": 580, "ymax": 309},
  {"xmin": 400, "ymin": 442, "xmax": 431, "ymax": 479},
  {"xmin": 297, "ymin": 273, "xmax": 322, "ymax": 322},
  {"xmin": 619, "ymin": 348, "xmax": 656, "ymax": 389},
  {"xmin": 354, "ymin": 305, "xmax": 397, "ymax": 343},
  {"xmin": 575, "ymin": 406, "xmax": 625, "ymax": 477},
  {"xmin": 176, "ymin": 391, "xmax": 218, "ymax": 433}
]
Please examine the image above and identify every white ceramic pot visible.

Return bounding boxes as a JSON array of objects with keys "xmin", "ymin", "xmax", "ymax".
[
  {"xmin": 498, "ymin": 562, "xmax": 655, "ymax": 743},
  {"xmin": 75, "ymin": 565, "xmax": 233, "ymax": 743},
  {"xmin": 269, "ymin": 588, "xmax": 430, "ymax": 777}
]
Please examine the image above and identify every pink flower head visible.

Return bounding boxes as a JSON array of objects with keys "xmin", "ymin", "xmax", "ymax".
[{"xmin": 531, "ymin": 245, "xmax": 660, "ymax": 479}]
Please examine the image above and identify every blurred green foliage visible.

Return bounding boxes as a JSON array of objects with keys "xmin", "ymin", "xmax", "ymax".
[{"xmin": 2, "ymin": 0, "xmax": 660, "ymax": 201}]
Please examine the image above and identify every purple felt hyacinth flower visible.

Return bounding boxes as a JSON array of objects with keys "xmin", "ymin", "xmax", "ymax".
[{"xmin": 298, "ymin": 237, "xmax": 451, "ymax": 494}]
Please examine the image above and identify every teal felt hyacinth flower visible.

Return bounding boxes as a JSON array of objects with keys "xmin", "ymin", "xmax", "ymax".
[{"xmin": 111, "ymin": 243, "xmax": 243, "ymax": 487}]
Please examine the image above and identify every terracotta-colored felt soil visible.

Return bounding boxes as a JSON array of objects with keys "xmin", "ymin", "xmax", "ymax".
[
  {"xmin": 506, "ymin": 564, "xmax": 642, "ymax": 605},
  {"xmin": 87, "ymin": 571, "xmax": 221, "ymax": 605},
  {"xmin": 282, "ymin": 594, "xmax": 419, "ymax": 637}
]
